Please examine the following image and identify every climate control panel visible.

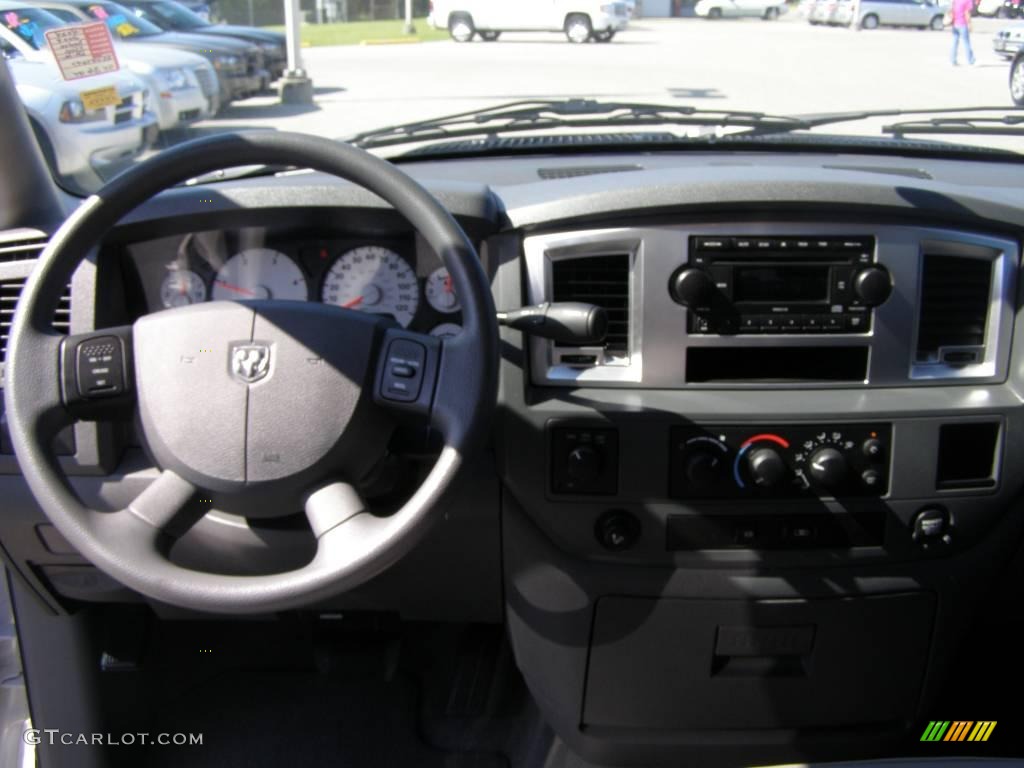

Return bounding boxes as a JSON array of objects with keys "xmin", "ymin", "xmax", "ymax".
[{"xmin": 669, "ymin": 424, "xmax": 891, "ymax": 499}]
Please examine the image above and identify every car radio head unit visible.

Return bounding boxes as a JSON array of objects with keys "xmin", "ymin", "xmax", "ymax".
[{"xmin": 671, "ymin": 236, "xmax": 892, "ymax": 334}]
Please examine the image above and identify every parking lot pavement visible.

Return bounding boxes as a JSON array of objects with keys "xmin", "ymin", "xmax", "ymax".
[{"xmin": 172, "ymin": 17, "xmax": 1018, "ymax": 150}]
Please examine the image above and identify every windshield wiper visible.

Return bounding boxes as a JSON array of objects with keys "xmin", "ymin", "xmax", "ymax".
[
  {"xmin": 348, "ymin": 99, "xmax": 810, "ymax": 150},
  {"xmin": 881, "ymin": 114, "xmax": 1024, "ymax": 139},
  {"xmin": 794, "ymin": 105, "xmax": 1024, "ymax": 132}
]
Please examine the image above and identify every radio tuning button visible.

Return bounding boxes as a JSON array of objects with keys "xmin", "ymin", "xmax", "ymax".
[
  {"xmin": 853, "ymin": 267, "xmax": 892, "ymax": 306},
  {"xmin": 807, "ymin": 447, "xmax": 848, "ymax": 489},
  {"xmin": 746, "ymin": 447, "xmax": 787, "ymax": 489},
  {"xmin": 670, "ymin": 268, "xmax": 716, "ymax": 308}
]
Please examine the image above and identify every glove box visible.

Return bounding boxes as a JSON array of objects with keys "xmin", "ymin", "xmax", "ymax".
[{"xmin": 583, "ymin": 592, "xmax": 935, "ymax": 730}]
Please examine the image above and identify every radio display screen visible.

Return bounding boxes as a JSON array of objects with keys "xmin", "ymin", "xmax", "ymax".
[{"xmin": 733, "ymin": 266, "xmax": 829, "ymax": 303}]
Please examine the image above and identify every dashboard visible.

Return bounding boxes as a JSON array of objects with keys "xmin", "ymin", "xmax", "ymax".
[
  {"xmin": 3, "ymin": 150, "xmax": 1024, "ymax": 768},
  {"xmin": 120, "ymin": 227, "xmax": 465, "ymax": 339}
]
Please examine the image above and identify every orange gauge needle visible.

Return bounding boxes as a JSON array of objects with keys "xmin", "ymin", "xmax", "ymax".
[
  {"xmin": 342, "ymin": 296, "xmax": 364, "ymax": 309},
  {"xmin": 214, "ymin": 280, "xmax": 255, "ymax": 297}
]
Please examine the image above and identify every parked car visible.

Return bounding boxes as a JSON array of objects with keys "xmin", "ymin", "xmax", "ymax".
[
  {"xmin": 832, "ymin": 0, "xmax": 947, "ymax": 28},
  {"xmin": 695, "ymin": 0, "xmax": 788, "ymax": 19},
  {"xmin": 975, "ymin": 0, "xmax": 1008, "ymax": 16},
  {"xmin": 428, "ymin": 0, "xmax": 630, "ymax": 43},
  {"xmin": 119, "ymin": 0, "xmax": 285, "ymax": 83},
  {"xmin": 25, "ymin": 0, "xmax": 264, "ymax": 104},
  {"xmin": 996, "ymin": 22, "xmax": 1024, "ymax": 58},
  {"xmin": 1012, "ymin": 47, "xmax": 1024, "ymax": 102},
  {"xmin": 0, "ymin": 31, "xmax": 154, "ymax": 185},
  {"xmin": 808, "ymin": 0, "xmax": 836, "ymax": 23},
  {"xmin": 0, "ymin": 1, "xmax": 215, "ymax": 130}
]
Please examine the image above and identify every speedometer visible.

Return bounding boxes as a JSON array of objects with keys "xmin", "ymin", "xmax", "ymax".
[
  {"xmin": 211, "ymin": 249, "xmax": 308, "ymax": 302},
  {"xmin": 321, "ymin": 246, "xmax": 419, "ymax": 328}
]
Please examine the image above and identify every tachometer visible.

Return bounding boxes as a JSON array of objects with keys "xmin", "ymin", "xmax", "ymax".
[
  {"xmin": 321, "ymin": 246, "xmax": 419, "ymax": 328},
  {"xmin": 211, "ymin": 249, "xmax": 308, "ymax": 301},
  {"xmin": 425, "ymin": 267, "xmax": 459, "ymax": 314},
  {"xmin": 160, "ymin": 269, "xmax": 206, "ymax": 308}
]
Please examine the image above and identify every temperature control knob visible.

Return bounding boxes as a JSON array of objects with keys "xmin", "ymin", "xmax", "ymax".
[
  {"xmin": 746, "ymin": 447, "xmax": 787, "ymax": 489},
  {"xmin": 670, "ymin": 268, "xmax": 716, "ymax": 308},
  {"xmin": 853, "ymin": 267, "xmax": 892, "ymax": 307},
  {"xmin": 807, "ymin": 447, "xmax": 848, "ymax": 489},
  {"xmin": 683, "ymin": 450, "xmax": 725, "ymax": 492}
]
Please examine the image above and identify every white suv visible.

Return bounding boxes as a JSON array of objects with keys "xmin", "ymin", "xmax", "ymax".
[{"xmin": 429, "ymin": 0, "xmax": 630, "ymax": 43}]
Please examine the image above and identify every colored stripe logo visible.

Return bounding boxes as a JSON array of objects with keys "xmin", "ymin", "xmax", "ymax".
[{"xmin": 921, "ymin": 721, "xmax": 996, "ymax": 742}]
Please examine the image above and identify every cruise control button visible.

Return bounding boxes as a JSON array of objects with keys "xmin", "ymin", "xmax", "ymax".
[{"xmin": 76, "ymin": 337, "xmax": 125, "ymax": 398}]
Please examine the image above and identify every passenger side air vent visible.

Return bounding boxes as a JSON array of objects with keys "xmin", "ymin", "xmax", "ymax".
[
  {"xmin": 0, "ymin": 278, "xmax": 71, "ymax": 365},
  {"xmin": 916, "ymin": 254, "xmax": 992, "ymax": 366},
  {"xmin": 551, "ymin": 254, "xmax": 630, "ymax": 355}
]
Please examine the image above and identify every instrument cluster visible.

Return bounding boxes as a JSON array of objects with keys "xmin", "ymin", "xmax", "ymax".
[{"xmin": 125, "ymin": 229, "xmax": 464, "ymax": 339}]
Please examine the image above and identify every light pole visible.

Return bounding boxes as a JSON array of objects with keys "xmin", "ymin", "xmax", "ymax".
[
  {"xmin": 403, "ymin": 0, "xmax": 415, "ymax": 34},
  {"xmin": 280, "ymin": 0, "xmax": 314, "ymax": 103}
]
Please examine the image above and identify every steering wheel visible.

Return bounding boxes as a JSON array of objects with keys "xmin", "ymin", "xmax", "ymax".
[{"xmin": 4, "ymin": 132, "xmax": 498, "ymax": 614}]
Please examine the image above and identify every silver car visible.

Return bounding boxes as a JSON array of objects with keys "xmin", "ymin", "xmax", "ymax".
[{"xmin": 832, "ymin": 0, "xmax": 948, "ymax": 28}]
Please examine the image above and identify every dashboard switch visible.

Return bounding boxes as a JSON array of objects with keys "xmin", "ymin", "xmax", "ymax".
[
  {"xmin": 551, "ymin": 426, "xmax": 618, "ymax": 495},
  {"xmin": 381, "ymin": 339, "xmax": 426, "ymax": 403},
  {"xmin": 75, "ymin": 336, "xmax": 125, "ymax": 398}
]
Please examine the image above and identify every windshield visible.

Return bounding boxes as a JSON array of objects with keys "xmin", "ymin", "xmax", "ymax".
[
  {"xmin": 0, "ymin": 7, "xmax": 65, "ymax": 49},
  {"xmin": 128, "ymin": 0, "xmax": 208, "ymax": 29},
  {"xmin": 5, "ymin": 0, "xmax": 1023, "ymax": 194},
  {"xmin": 84, "ymin": 1, "xmax": 164, "ymax": 37}
]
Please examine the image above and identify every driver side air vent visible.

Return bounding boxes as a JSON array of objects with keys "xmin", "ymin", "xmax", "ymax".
[
  {"xmin": 551, "ymin": 254, "xmax": 630, "ymax": 353},
  {"xmin": 916, "ymin": 254, "xmax": 992, "ymax": 366},
  {"xmin": 0, "ymin": 278, "xmax": 71, "ymax": 364},
  {"xmin": 0, "ymin": 229, "xmax": 48, "ymax": 264}
]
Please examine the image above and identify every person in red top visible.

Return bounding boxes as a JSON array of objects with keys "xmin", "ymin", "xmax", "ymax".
[{"xmin": 950, "ymin": 0, "xmax": 976, "ymax": 66}]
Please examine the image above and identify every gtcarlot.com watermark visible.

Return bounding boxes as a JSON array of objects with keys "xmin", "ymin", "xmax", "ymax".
[{"xmin": 23, "ymin": 730, "xmax": 203, "ymax": 746}]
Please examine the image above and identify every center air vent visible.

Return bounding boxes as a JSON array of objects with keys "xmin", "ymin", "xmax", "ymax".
[
  {"xmin": 551, "ymin": 254, "xmax": 630, "ymax": 353},
  {"xmin": 538, "ymin": 164, "xmax": 642, "ymax": 180},
  {"xmin": 916, "ymin": 253, "xmax": 993, "ymax": 366},
  {"xmin": 0, "ymin": 279, "xmax": 71, "ymax": 365}
]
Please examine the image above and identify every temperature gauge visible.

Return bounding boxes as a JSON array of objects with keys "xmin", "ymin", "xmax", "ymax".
[
  {"xmin": 425, "ymin": 267, "xmax": 459, "ymax": 314},
  {"xmin": 160, "ymin": 270, "xmax": 206, "ymax": 308}
]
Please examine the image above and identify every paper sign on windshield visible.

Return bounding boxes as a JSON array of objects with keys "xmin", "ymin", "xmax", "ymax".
[{"xmin": 44, "ymin": 22, "xmax": 119, "ymax": 81}]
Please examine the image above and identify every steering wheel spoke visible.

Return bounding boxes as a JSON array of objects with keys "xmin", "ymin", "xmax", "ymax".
[{"xmin": 59, "ymin": 325, "xmax": 135, "ymax": 421}]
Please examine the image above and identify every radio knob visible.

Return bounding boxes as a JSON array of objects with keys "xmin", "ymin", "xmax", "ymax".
[
  {"xmin": 746, "ymin": 447, "xmax": 787, "ymax": 489},
  {"xmin": 683, "ymin": 450, "xmax": 725, "ymax": 492},
  {"xmin": 853, "ymin": 267, "xmax": 892, "ymax": 307},
  {"xmin": 807, "ymin": 447, "xmax": 848, "ymax": 489},
  {"xmin": 670, "ymin": 268, "xmax": 716, "ymax": 308}
]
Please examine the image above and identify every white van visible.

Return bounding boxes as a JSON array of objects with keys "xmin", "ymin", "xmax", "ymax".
[{"xmin": 428, "ymin": 0, "xmax": 630, "ymax": 43}]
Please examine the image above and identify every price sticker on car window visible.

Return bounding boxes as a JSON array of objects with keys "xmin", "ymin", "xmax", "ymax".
[
  {"xmin": 44, "ymin": 21, "xmax": 119, "ymax": 81},
  {"xmin": 79, "ymin": 85, "xmax": 121, "ymax": 110}
]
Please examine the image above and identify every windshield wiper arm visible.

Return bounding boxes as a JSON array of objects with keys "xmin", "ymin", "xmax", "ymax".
[
  {"xmin": 795, "ymin": 105, "xmax": 1024, "ymax": 131},
  {"xmin": 348, "ymin": 99, "xmax": 809, "ymax": 150},
  {"xmin": 881, "ymin": 114, "xmax": 1024, "ymax": 139}
]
